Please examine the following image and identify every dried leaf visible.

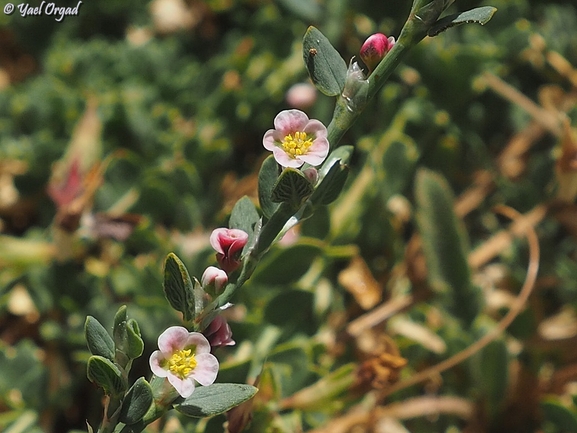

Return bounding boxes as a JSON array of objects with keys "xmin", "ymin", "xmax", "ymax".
[
  {"xmin": 538, "ymin": 307, "xmax": 577, "ymax": 340},
  {"xmin": 338, "ymin": 256, "xmax": 382, "ymax": 310}
]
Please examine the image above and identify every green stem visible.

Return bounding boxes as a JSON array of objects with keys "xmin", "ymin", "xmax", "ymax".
[
  {"xmin": 252, "ymin": 201, "xmax": 299, "ymax": 258},
  {"xmin": 213, "ymin": 201, "xmax": 298, "ymax": 310},
  {"xmin": 326, "ymin": 18, "xmax": 424, "ymax": 149},
  {"xmin": 215, "ymin": 2, "xmax": 434, "ymax": 312}
]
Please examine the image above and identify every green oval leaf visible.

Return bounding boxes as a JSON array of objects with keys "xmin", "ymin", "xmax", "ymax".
[
  {"xmin": 85, "ymin": 316, "xmax": 115, "ymax": 361},
  {"xmin": 428, "ymin": 6, "xmax": 497, "ymax": 37},
  {"xmin": 112, "ymin": 305, "xmax": 131, "ymax": 367},
  {"xmin": 125, "ymin": 318, "xmax": 144, "ymax": 360},
  {"xmin": 230, "ymin": 196, "xmax": 260, "ymax": 235},
  {"xmin": 86, "ymin": 355, "xmax": 126, "ymax": 396},
  {"xmin": 318, "ymin": 146, "xmax": 353, "ymax": 180},
  {"xmin": 174, "ymin": 383, "xmax": 258, "ymax": 418},
  {"xmin": 310, "ymin": 160, "xmax": 349, "ymax": 206},
  {"xmin": 229, "ymin": 196, "xmax": 261, "ymax": 254},
  {"xmin": 258, "ymin": 155, "xmax": 281, "ymax": 220},
  {"xmin": 163, "ymin": 253, "xmax": 195, "ymax": 322},
  {"xmin": 415, "ymin": 168, "xmax": 481, "ymax": 327},
  {"xmin": 271, "ymin": 168, "xmax": 314, "ymax": 207},
  {"xmin": 119, "ymin": 377, "xmax": 153, "ymax": 425},
  {"xmin": 303, "ymin": 26, "xmax": 347, "ymax": 96}
]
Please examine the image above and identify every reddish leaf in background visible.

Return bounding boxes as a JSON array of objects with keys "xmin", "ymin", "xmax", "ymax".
[{"xmin": 47, "ymin": 156, "xmax": 83, "ymax": 209}]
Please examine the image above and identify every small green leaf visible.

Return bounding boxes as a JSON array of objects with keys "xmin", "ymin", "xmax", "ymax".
[
  {"xmin": 113, "ymin": 305, "xmax": 131, "ymax": 367},
  {"xmin": 271, "ymin": 168, "xmax": 314, "ymax": 207},
  {"xmin": 310, "ymin": 159, "xmax": 349, "ymax": 206},
  {"xmin": 415, "ymin": 168, "xmax": 480, "ymax": 327},
  {"xmin": 119, "ymin": 377, "xmax": 153, "ymax": 425},
  {"xmin": 192, "ymin": 277, "xmax": 205, "ymax": 320},
  {"xmin": 174, "ymin": 384, "xmax": 258, "ymax": 418},
  {"xmin": 413, "ymin": 0, "xmax": 451, "ymax": 27},
  {"xmin": 163, "ymin": 253, "xmax": 195, "ymax": 322},
  {"xmin": 252, "ymin": 202, "xmax": 297, "ymax": 258},
  {"xmin": 125, "ymin": 319, "xmax": 144, "ymax": 359},
  {"xmin": 303, "ymin": 26, "xmax": 347, "ymax": 96},
  {"xmin": 318, "ymin": 146, "xmax": 353, "ymax": 180},
  {"xmin": 258, "ymin": 155, "xmax": 281, "ymax": 220},
  {"xmin": 113, "ymin": 305, "xmax": 128, "ymax": 349},
  {"xmin": 229, "ymin": 196, "xmax": 261, "ymax": 254},
  {"xmin": 230, "ymin": 196, "xmax": 260, "ymax": 235},
  {"xmin": 308, "ymin": 146, "xmax": 353, "ymax": 207},
  {"xmin": 428, "ymin": 6, "xmax": 497, "ymax": 37},
  {"xmin": 87, "ymin": 355, "xmax": 126, "ymax": 396},
  {"xmin": 85, "ymin": 316, "xmax": 115, "ymax": 361}
]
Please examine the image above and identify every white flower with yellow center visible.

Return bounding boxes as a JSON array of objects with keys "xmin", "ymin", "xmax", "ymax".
[
  {"xmin": 149, "ymin": 326, "xmax": 219, "ymax": 398},
  {"xmin": 263, "ymin": 109, "xmax": 329, "ymax": 168}
]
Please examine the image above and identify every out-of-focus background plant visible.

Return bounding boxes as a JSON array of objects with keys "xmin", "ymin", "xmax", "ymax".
[{"xmin": 1, "ymin": 0, "xmax": 577, "ymax": 431}]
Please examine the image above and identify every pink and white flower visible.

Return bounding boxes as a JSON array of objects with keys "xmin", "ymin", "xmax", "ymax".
[
  {"xmin": 149, "ymin": 326, "xmax": 219, "ymax": 398},
  {"xmin": 204, "ymin": 315, "xmax": 235, "ymax": 348},
  {"xmin": 210, "ymin": 228, "xmax": 249, "ymax": 274},
  {"xmin": 201, "ymin": 266, "xmax": 228, "ymax": 294},
  {"xmin": 263, "ymin": 109, "xmax": 329, "ymax": 168}
]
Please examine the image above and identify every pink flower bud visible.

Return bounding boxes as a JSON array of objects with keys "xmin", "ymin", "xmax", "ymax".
[
  {"xmin": 209, "ymin": 228, "xmax": 249, "ymax": 274},
  {"xmin": 204, "ymin": 315, "xmax": 235, "ymax": 348},
  {"xmin": 302, "ymin": 167, "xmax": 319, "ymax": 185},
  {"xmin": 201, "ymin": 266, "xmax": 228, "ymax": 294},
  {"xmin": 360, "ymin": 33, "xmax": 396, "ymax": 71}
]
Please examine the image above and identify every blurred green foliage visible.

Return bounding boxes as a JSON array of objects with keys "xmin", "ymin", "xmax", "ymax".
[{"xmin": 1, "ymin": 0, "xmax": 577, "ymax": 432}]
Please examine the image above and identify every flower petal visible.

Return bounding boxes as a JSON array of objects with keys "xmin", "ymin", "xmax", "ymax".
[
  {"xmin": 210, "ymin": 228, "xmax": 249, "ymax": 255},
  {"xmin": 184, "ymin": 332, "xmax": 212, "ymax": 354},
  {"xmin": 149, "ymin": 350, "xmax": 168, "ymax": 377},
  {"xmin": 167, "ymin": 373, "xmax": 195, "ymax": 398},
  {"xmin": 303, "ymin": 119, "xmax": 327, "ymax": 139},
  {"xmin": 273, "ymin": 109, "xmax": 309, "ymax": 134},
  {"xmin": 263, "ymin": 129, "xmax": 278, "ymax": 151},
  {"xmin": 209, "ymin": 228, "xmax": 227, "ymax": 255},
  {"xmin": 191, "ymin": 353, "xmax": 219, "ymax": 386},
  {"xmin": 158, "ymin": 326, "xmax": 190, "ymax": 353},
  {"xmin": 299, "ymin": 137, "xmax": 329, "ymax": 166}
]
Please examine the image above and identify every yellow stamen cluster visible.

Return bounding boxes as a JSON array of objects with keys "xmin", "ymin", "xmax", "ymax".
[
  {"xmin": 282, "ymin": 131, "xmax": 313, "ymax": 157},
  {"xmin": 168, "ymin": 348, "xmax": 197, "ymax": 379}
]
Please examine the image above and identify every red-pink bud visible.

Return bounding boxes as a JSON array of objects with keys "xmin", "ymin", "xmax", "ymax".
[
  {"xmin": 302, "ymin": 167, "xmax": 318, "ymax": 185},
  {"xmin": 204, "ymin": 315, "xmax": 235, "ymax": 348},
  {"xmin": 201, "ymin": 266, "xmax": 228, "ymax": 294},
  {"xmin": 209, "ymin": 228, "xmax": 249, "ymax": 274},
  {"xmin": 360, "ymin": 33, "xmax": 396, "ymax": 71}
]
